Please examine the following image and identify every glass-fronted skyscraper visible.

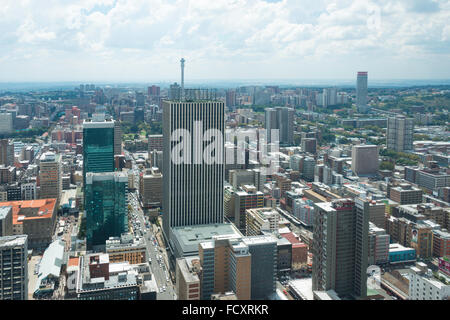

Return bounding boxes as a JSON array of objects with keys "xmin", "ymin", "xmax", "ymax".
[
  {"xmin": 83, "ymin": 119, "xmax": 115, "ymax": 184},
  {"xmin": 85, "ymin": 172, "xmax": 128, "ymax": 249}
]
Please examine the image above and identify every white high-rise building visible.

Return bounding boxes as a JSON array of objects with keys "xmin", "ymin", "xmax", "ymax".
[{"xmin": 162, "ymin": 100, "xmax": 225, "ymax": 242}]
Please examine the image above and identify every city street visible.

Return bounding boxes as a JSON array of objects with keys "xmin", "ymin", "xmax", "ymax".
[{"xmin": 128, "ymin": 190, "xmax": 176, "ymax": 300}]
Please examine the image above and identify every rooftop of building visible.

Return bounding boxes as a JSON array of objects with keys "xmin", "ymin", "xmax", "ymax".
[
  {"xmin": 0, "ymin": 199, "xmax": 57, "ymax": 225},
  {"xmin": 176, "ymin": 257, "xmax": 201, "ymax": 283},
  {"xmin": 0, "ymin": 234, "xmax": 27, "ymax": 247},
  {"xmin": 0, "ymin": 206, "xmax": 12, "ymax": 219},
  {"xmin": 288, "ymin": 278, "xmax": 314, "ymax": 300},
  {"xmin": 34, "ymin": 240, "xmax": 65, "ymax": 295},
  {"xmin": 78, "ymin": 253, "xmax": 138, "ymax": 293},
  {"xmin": 242, "ymin": 234, "xmax": 277, "ymax": 246},
  {"xmin": 389, "ymin": 243, "xmax": 415, "ymax": 252},
  {"xmin": 172, "ymin": 223, "xmax": 242, "ymax": 256}
]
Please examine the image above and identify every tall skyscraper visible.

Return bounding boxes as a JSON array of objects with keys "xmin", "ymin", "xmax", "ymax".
[
  {"xmin": 0, "ymin": 139, "xmax": 14, "ymax": 166},
  {"xmin": 356, "ymin": 71, "xmax": 368, "ymax": 113},
  {"xmin": 0, "ymin": 113, "xmax": 13, "ymax": 134},
  {"xmin": 162, "ymin": 100, "xmax": 225, "ymax": 242},
  {"xmin": 225, "ymin": 90, "xmax": 237, "ymax": 109},
  {"xmin": 85, "ymin": 172, "xmax": 128, "ymax": 249},
  {"xmin": 265, "ymin": 107, "xmax": 294, "ymax": 145},
  {"xmin": 114, "ymin": 120, "xmax": 122, "ymax": 156},
  {"xmin": 82, "ymin": 118, "xmax": 115, "ymax": 183},
  {"xmin": 0, "ymin": 234, "xmax": 28, "ymax": 300},
  {"xmin": 312, "ymin": 199, "xmax": 369, "ymax": 299},
  {"xmin": 351, "ymin": 145, "xmax": 379, "ymax": 176},
  {"xmin": 39, "ymin": 152, "xmax": 62, "ymax": 200},
  {"xmin": 387, "ymin": 115, "xmax": 414, "ymax": 152}
]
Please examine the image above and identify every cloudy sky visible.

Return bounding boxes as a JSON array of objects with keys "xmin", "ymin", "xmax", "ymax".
[{"xmin": 0, "ymin": 0, "xmax": 449, "ymax": 82}]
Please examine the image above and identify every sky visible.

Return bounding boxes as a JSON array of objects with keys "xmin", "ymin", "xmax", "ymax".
[{"xmin": 0, "ymin": 0, "xmax": 449, "ymax": 82}]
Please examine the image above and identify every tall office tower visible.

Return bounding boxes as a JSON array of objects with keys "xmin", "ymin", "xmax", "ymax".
[
  {"xmin": 140, "ymin": 167, "xmax": 163, "ymax": 209},
  {"xmin": 85, "ymin": 172, "xmax": 128, "ymax": 249},
  {"xmin": 39, "ymin": 152, "xmax": 62, "ymax": 200},
  {"xmin": 312, "ymin": 199, "xmax": 369, "ymax": 299},
  {"xmin": 264, "ymin": 107, "xmax": 294, "ymax": 145},
  {"xmin": 242, "ymin": 235, "xmax": 277, "ymax": 300},
  {"xmin": 387, "ymin": 115, "xmax": 414, "ymax": 152},
  {"xmin": 322, "ymin": 88, "xmax": 328, "ymax": 108},
  {"xmin": 225, "ymin": 90, "xmax": 237, "ymax": 109},
  {"xmin": 162, "ymin": 100, "xmax": 225, "ymax": 242},
  {"xmin": 329, "ymin": 87, "xmax": 337, "ymax": 106},
  {"xmin": 0, "ymin": 113, "xmax": 13, "ymax": 134},
  {"xmin": 0, "ymin": 235, "xmax": 28, "ymax": 300},
  {"xmin": 264, "ymin": 108, "xmax": 277, "ymax": 144},
  {"xmin": 113, "ymin": 120, "xmax": 122, "ymax": 156},
  {"xmin": 82, "ymin": 118, "xmax": 115, "ymax": 184},
  {"xmin": 356, "ymin": 71, "xmax": 368, "ymax": 113},
  {"xmin": 351, "ymin": 145, "xmax": 379, "ymax": 176},
  {"xmin": 0, "ymin": 206, "xmax": 13, "ymax": 236},
  {"xmin": 0, "ymin": 139, "xmax": 14, "ymax": 166}
]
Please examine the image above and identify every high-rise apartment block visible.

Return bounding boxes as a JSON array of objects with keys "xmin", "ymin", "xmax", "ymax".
[
  {"xmin": 351, "ymin": 145, "xmax": 379, "ymax": 176},
  {"xmin": 0, "ymin": 139, "xmax": 14, "ymax": 166},
  {"xmin": 387, "ymin": 116, "xmax": 414, "ymax": 152},
  {"xmin": 312, "ymin": 199, "xmax": 369, "ymax": 299},
  {"xmin": 85, "ymin": 172, "xmax": 128, "ymax": 249},
  {"xmin": 0, "ymin": 235, "xmax": 28, "ymax": 300}
]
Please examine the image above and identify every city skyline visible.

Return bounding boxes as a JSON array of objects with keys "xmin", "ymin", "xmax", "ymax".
[{"xmin": 1, "ymin": 0, "xmax": 450, "ymax": 82}]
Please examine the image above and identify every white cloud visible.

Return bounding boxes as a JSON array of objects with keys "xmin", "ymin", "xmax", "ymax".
[{"xmin": 0, "ymin": 0, "xmax": 449, "ymax": 81}]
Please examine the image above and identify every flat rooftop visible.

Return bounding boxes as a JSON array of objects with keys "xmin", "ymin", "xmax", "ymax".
[
  {"xmin": 171, "ymin": 223, "xmax": 242, "ymax": 256},
  {"xmin": 0, "ymin": 234, "xmax": 27, "ymax": 247},
  {"xmin": 0, "ymin": 199, "xmax": 57, "ymax": 225}
]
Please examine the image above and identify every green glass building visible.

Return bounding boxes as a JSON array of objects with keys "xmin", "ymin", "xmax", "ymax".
[
  {"xmin": 85, "ymin": 172, "xmax": 128, "ymax": 249},
  {"xmin": 82, "ymin": 119, "xmax": 115, "ymax": 184}
]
